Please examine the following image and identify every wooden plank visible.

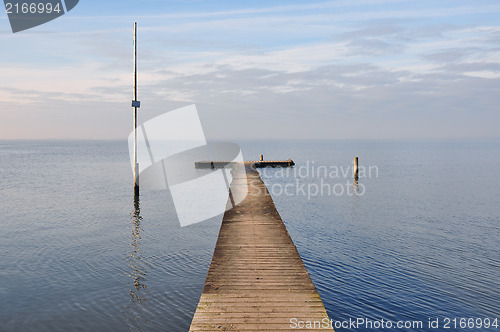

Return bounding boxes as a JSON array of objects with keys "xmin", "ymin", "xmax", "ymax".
[{"xmin": 189, "ymin": 163, "xmax": 333, "ymax": 331}]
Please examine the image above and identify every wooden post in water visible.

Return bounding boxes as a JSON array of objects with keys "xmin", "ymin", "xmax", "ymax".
[
  {"xmin": 354, "ymin": 156, "xmax": 359, "ymax": 181},
  {"xmin": 259, "ymin": 154, "xmax": 263, "ymax": 161},
  {"xmin": 132, "ymin": 22, "xmax": 140, "ymax": 197}
]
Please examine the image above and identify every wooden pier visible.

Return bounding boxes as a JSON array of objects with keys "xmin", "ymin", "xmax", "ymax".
[
  {"xmin": 189, "ymin": 163, "xmax": 333, "ymax": 331},
  {"xmin": 195, "ymin": 159, "xmax": 295, "ymax": 169}
]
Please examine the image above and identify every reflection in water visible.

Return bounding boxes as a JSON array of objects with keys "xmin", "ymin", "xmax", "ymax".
[
  {"xmin": 353, "ymin": 178, "xmax": 360, "ymax": 195},
  {"xmin": 124, "ymin": 195, "xmax": 152, "ymax": 331}
]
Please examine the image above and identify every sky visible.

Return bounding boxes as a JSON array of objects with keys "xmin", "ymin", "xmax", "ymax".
[{"xmin": 1, "ymin": 0, "xmax": 499, "ymax": 140}]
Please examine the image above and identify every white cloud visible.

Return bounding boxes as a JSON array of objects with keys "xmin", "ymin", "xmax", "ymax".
[
  {"xmin": 0, "ymin": 63, "xmax": 129, "ymax": 103},
  {"xmin": 463, "ymin": 71, "xmax": 500, "ymax": 79},
  {"xmin": 1, "ymin": 1, "xmax": 500, "ymax": 139}
]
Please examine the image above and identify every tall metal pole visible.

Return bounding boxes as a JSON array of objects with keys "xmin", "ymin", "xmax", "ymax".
[{"xmin": 133, "ymin": 22, "xmax": 139, "ymax": 197}]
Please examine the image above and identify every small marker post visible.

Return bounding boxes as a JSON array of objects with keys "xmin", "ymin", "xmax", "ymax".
[{"xmin": 354, "ymin": 157, "xmax": 359, "ymax": 181}]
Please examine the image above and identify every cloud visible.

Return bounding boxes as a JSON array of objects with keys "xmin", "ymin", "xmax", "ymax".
[
  {"xmin": 1, "ymin": 1, "xmax": 500, "ymax": 139},
  {"xmin": 0, "ymin": 63, "xmax": 129, "ymax": 103}
]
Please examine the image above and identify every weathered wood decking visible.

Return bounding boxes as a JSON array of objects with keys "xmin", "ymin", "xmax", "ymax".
[
  {"xmin": 189, "ymin": 163, "xmax": 333, "ymax": 331},
  {"xmin": 195, "ymin": 160, "xmax": 295, "ymax": 169}
]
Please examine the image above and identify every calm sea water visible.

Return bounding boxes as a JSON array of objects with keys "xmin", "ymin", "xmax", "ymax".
[{"xmin": 0, "ymin": 140, "xmax": 499, "ymax": 331}]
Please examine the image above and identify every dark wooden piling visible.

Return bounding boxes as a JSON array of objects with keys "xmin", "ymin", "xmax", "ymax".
[
  {"xmin": 354, "ymin": 157, "xmax": 359, "ymax": 181},
  {"xmin": 189, "ymin": 163, "xmax": 333, "ymax": 331}
]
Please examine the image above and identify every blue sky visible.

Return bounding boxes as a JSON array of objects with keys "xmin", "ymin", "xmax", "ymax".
[{"xmin": 1, "ymin": 0, "xmax": 500, "ymax": 139}]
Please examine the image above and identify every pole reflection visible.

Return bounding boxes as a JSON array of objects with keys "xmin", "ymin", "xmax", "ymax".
[
  {"xmin": 124, "ymin": 194, "xmax": 152, "ymax": 331},
  {"xmin": 353, "ymin": 178, "xmax": 359, "ymax": 194}
]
